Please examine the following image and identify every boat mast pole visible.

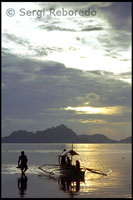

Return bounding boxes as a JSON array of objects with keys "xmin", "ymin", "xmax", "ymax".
[{"xmin": 71, "ymin": 142, "xmax": 73, "ymax": 165}]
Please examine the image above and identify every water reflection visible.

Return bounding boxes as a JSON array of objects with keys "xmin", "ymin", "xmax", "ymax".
[
  {"xmin": 66, "ymin": 143, "xmax": 110, "ymax": 175},
  {"xmin": 58, "ymin": 175, "xmax": 82, "ymax": 198},
  {"xmin": 65, "ymin": 143, "xmax": 110, "ymax": 194},
  {"xmin": 17, "ymin": 175, "xmax": 28, "ymax": 198}
]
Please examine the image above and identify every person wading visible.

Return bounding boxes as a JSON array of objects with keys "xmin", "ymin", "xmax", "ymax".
[{"xmin": 18, "ymin": 151, "xmax": 28, "ymax": 176}]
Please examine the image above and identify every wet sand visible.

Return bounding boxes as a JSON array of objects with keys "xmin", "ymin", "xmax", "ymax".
[
  {"xmin": 2, "ymin": 170, "xmax": 132, "ymax": 199},
  {"xmin": 2, "ymin": 173, "xmax": 69, "ymax": 198}
]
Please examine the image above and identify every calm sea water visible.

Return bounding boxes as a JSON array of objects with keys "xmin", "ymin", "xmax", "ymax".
[{"xmin": 2, "ymin": 143, "xmax": 132, "ymax": 198}]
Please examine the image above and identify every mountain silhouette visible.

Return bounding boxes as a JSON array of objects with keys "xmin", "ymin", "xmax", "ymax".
[{"xmin": 2, "ymin": 124, "xmax": 131, "ymax": 143}]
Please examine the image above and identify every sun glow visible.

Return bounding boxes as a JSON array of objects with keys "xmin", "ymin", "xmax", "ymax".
[
  {"xmin": 80, "ymin": 119, "xmax": 107, "ymax": 124},
  {"xmin": 64, "ymin": 106, "xmax": 126, "ymax": 115}
]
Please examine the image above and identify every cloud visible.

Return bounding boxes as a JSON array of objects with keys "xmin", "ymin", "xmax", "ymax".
[
  {"xmin": 2, "ymin": 2, "xmax": 131, "ymax": 76},
  {"xmin": 98, "ymin": 30, "xmax": 131, "ymax": 54},
  {"xmin": 76, "ymin": 93, "xmax": 100, "ymax": 106},
  {"xmin": 2, "ymin": 53, "xmax": 131, "ymax": 138},
  {"xmin": 38, "ymin": 20, "xmax": 103, "ymax": 32},
  {"xmin": 38, "ymin": 24, "xmax": 76, "ymax": 32},
  {"xmin": 3, "ymin": 33, "xmax": 64, "ymax": 57},
  {"xmin": 62, "ymin": 105, "xmax": 128, "ymax": 115},
  {"xmin": 36, "ymin": 2, "xmax": 112, "ymax": 9},
  {"xmin": 96, "ymin": 3, "xmax": 131, "ymax": 63},
  {"xmin": 2, "ymin": 2, "xmax": 131, "ymax": 139},
  {"xmin": 4, "ymin": 33, "xmax": 30, "ymax": 46},
  {"xmin": 81, "ymin": 27, "xmax": 103, "ymax": 32},
  {"xmin": 99, "ymin": 2, "xmax": 131, "ymax": 31}
]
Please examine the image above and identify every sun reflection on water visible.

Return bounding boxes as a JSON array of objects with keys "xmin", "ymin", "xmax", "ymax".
[
  {"xmin": 2, "ymin": 143, "xmax": 131, "ymax": 197},
  {"xmin": 65, "ymin": 143, "xmax": 112, "ymax": 194}
]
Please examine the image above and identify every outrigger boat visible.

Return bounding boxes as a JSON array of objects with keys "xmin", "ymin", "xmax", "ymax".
[
  {"xmin": 38, "ymin": 144, "xmax": 107, "ymax": 180},
  {"xmin": 58, "ymin": 148, "xmax": 85, "ymax": 181}
]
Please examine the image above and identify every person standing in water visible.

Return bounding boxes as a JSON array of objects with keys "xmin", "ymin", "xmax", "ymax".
[{"xmin": 18, "ymin": 151, "xmax": 28, "ymax": 175}]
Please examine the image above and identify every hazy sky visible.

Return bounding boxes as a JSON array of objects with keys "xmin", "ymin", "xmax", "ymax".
[{"xmin": 2, "ymin": 2, "xmax": 131, "ymax": 139}]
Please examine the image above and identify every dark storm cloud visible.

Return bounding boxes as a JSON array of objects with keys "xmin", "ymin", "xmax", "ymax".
[
  {"xmin": 2, "ymin": 53, "xmax": 131, "ymax": 115},
  {"xmin": 96, "ymin": 2, "xmax": 131, "ymax": 58},
  {"xmin": 99, "ymin": 2, "xmax": 131, "ymax": 31},
  {"xmin": 2, "ymin": 52, "xmax": 131, "ymax": 136}
]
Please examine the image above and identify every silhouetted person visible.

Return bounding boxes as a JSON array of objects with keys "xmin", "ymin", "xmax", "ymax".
[
  {"xmin": 66, "ymin": 157, "xmax": 72, "ymax": 167},
  {"xmin": 17, "ymin": 175, "xmax": 28, "ymax": 198},
  {"xmin": 60, "ymin": 149, "xmax": 67, "ymax": 166},
  {"xmin": 75, "ymin": 160, "xmax": 80, "ymax": 171},
  {"xmin": 18, "ymin": 151, "xmax": 28, "ymax": 175}
]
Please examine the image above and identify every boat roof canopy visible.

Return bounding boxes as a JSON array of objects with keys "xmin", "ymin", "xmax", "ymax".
[{"xmin": 59, "ymin": 149, "xmax": 79, "ymax": 156}]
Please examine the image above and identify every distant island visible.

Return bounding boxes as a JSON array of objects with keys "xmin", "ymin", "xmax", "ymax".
[{"xmin": 2, "ymin": 124, "xmax": 132, "ymax": 143}]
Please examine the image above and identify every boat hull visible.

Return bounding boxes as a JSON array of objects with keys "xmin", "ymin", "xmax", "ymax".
[{"xmin": 60, "ymin": 167, "xmax": 85, "ymax": 181}]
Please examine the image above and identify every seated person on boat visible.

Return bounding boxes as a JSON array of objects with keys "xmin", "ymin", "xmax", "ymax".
[
  {"xmin": 59, "ymin": 149, "xmax": 67, "ymax": 166},
  {"xmin": 61, "ymin": 155, "xmax": 67, "ymax": 166},
  {"xmin": 75, "ymin": 160, "xmax": 80, "ymax": 171},
  {"xmin": 66, "ymin": 157, "xmax": 72, "ymax": 168}
]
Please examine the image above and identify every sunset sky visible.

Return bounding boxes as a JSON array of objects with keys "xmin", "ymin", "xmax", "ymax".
[{"xmin": 2, "ymin": 2, "xmax": 131, "ymax": 139}]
